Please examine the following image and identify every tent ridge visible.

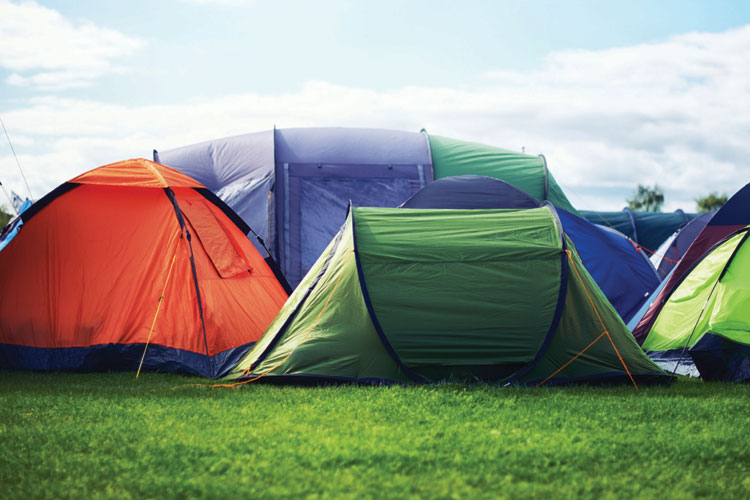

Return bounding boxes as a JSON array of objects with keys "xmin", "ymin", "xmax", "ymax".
[{"xmin": 163, "ymin": 187, "xmax": 213, "ymax": 377}]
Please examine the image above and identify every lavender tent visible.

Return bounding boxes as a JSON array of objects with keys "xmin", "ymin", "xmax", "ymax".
[{"xmin": 155, "ymin": 128, "xmax": 433, "ymax": 287}]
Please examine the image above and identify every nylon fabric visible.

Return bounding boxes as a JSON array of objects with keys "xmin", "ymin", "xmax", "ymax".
[
  {"xmin": 517, "ymin": 240, "xmax": 665, "ymax": 384},
  {"xmin": 230, "ymin": 230, "xmax": 342, "ymax": 374},
  {"xmin": 230, "ymin": 216, "xmax": 407, "ymax": 382},
  {"xmin": 355, "ymin": 207, "xmax": 561, "ymax": 377},
  {"xmin": 427, "ymin": 134, "xmax": 577, "ymax": 213},
  {"xmin": 644, "ymin": 232, "xmax": 750, "ymax": 351},
  {"xmin": 70, "ymin": 158, "xmax": 203, "ymax": 188},
  {"xmin": 180, "ymin": 196, "xmax": 252, "ymax": 278}
]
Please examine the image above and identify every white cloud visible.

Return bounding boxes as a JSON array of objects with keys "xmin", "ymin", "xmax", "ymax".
[
  {"xmin": 1, "ymin": 26, "xmax": 748, "ymax": 212},
  {"xmin": 0, "ymin": 0, "xmax": 144, "ymax": 90}
]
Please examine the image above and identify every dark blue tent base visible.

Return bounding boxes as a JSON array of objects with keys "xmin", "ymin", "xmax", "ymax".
[
  {"xmin": 0, "ymin": 342, "xmax": 254, "ymax": 379},
  {"xmin": 690, "ymin": 334, "xmax": 750, "ymax": 382}
]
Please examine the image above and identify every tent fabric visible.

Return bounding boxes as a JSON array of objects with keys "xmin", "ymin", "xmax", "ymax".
[
  {"xmin": 154, "ymin": 130, "xmax": 275, "ymax": 255},
  {"xmin": 426, "ymin": 134, "xmax": 578, "ymax": 214},
  {"xmin": 638, "ymin": 227, "xmax": 750, "ymax": 381},
  {"xmin": 228, "ymin": 206, "xmax": 665, "ymax": 386},
  {"xmin": 642, "ymin": 229, "xmax": 750, "ymax": 351},
  {"xmin": 650, "ymin": 212, "xmax": 714, "ymax": 279},
  {"xmin": 580, "ymin": 208, "xmax": 696, "ymax": 251},
  {"xmin": 401, "ymin": 176, "xmax": 659, "ymax": 323},
  {"xmin": 0, "ymin": 159, "xmax": 288, "ymax": 378},
  {"xmin": 632, "ymin": 184, "xmax": 750, "ymax": 344},
  {"xmin": 400, "ymin": 174, "xmax": 540, "ymax": 210}
]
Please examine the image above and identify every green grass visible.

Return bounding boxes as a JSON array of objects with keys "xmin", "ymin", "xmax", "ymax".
[{"xmin": 1, "ymin": 372, "xmax": 749, "ymax": 499}]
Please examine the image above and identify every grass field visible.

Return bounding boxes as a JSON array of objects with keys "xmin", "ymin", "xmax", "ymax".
[{"xmin": 1, "ymin": 372, "xmax": 749, "ymax": 499}]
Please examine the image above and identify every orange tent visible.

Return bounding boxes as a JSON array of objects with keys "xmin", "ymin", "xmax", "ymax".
[{"xmin": 0, "ymin": 159, "xmax": 288, "ymax": 377}]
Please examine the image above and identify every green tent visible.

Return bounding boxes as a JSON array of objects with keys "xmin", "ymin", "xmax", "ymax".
[
  {"xmin": 227, "ymin": 206, "xmax": 665, "ymax": 386},
  {"xmin": 427, "ymin": 134, "xmax": 578, "ymax": 214},
  {"xmin": 641, "ymin": 227, "xmax": 750, "ymax": 381}
]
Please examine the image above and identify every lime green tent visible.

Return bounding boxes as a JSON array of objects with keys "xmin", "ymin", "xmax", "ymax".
[
  {"xmin": 427, "ymin": 134, "xmax": 578, "ymax": 214},
  {"xmin": 228, "ymin": 206, "xmax": 664, "ymax": 386},
  {"xmin": 641, "ymin": 227, "xmax": 750, "ymax": 381}
]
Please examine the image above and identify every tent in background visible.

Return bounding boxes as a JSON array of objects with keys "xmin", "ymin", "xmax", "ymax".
[
  {"xmin": 426, "ymin": 134, "xmax": 578, "ymax": 213},
  {"xmin": 0, "ymin": 159, "xmax": 288, "ymax": 378},
  {"xmin": 156, "ymin": 128, "xmax": 433, "ymax": 287},
  {"xmin": 0, "ymin": 198, "xmax": 32, "ymax": 252},
  {"xmin": 580, "ymin": 208, "xmax": 697, "ymax": 251},
  {"xmin": 650, "ymin": 212, "xmax": 714, "ymax": 279},
  {"xmin": 227, "ymin": 206, "xmax": 666, "ymax": 386},
  {"xmin": 640, "ymin": 227, "xmax": 750, "ymax": 381},
  {"xmin": 632, "ymin": 184, "xmax": 750, "ymax": 344},
  {"xmin": 400, "ymin": 175, "xmax": 659, "ymax": 323},
  {"xmin": 155, "ymin": 127, "xmax": 577, "ymax": 288}
]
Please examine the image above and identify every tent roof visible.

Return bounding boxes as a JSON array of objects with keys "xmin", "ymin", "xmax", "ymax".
[
  {"xmin": 274, "ymin": 127, "xmax": 431, "ymax": 166},
  {"xmin": 401, "ymin": 175, "xmax": 540, "ymax": 210},
  {"xmin": 69, "ymin": 158, "xmax": 203, "ymax": 188}
]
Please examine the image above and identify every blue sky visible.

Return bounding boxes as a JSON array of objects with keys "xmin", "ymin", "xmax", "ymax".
[{"xmin": 1, "ymin": 0, "xmax": 749, "ymax": 211}]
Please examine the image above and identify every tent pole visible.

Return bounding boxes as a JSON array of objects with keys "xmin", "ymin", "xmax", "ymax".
[
  {"xmin": 0, "ymin": 116, "xmax": 34, "ymax": 202},
  {"xmin": 0, "ymin": 180, "xmax": 18, "ymax": 215},
  {"xmin": 164, "ymin": 188, "xmax": 214, "ymax": 378}
]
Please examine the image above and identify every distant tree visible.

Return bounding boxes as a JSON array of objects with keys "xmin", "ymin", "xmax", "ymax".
[
  {"xmin": 696, "ymin": 192, "xmax": 727, "ymax": 213},
  {"xmin": 627, "ymin": 184, "xmax": 664, "ymax": 212},
  {"xmin": 0, "ymin": 205, "xmax": 12, "ymax": 229}
]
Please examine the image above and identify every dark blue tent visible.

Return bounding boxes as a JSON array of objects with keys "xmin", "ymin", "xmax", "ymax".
[{"xmin": 401, "ymin": 176, "xmax": 660, "ymax": 323}]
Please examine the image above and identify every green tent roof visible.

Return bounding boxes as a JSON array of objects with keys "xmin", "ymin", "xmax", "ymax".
[
  {"xmin": 229, "ymin": 206, "xmax": 664, "ymax": 386},
  {"xmin": 427, "ymin": 134, "xmax": 578, "ymax": 214}
]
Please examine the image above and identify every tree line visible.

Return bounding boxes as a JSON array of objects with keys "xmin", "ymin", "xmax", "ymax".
[{"xmin": 627, "ymin": 185, "xmax": 726, "ymax": 213}]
